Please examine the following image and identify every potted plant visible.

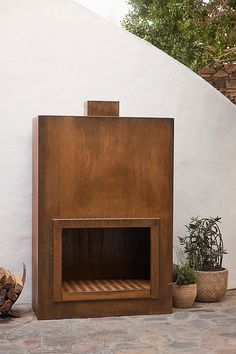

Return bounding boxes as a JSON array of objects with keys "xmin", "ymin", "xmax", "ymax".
[
  {"xmin": 179, "ymin": 216, "xmax": 228, "ymax": 302},
  {"xmin": 172, "ymin": 263, "xmax": 197, "ymax": 308}
]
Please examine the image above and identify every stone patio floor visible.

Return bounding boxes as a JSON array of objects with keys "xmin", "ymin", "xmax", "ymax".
[{"xmin": 0, "ymin": 290, "xmax": 236, "ymax": 354}]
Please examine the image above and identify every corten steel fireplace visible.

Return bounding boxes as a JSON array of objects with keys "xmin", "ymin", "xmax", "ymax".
[{"xmin": 32, "ymin": 101, "xmax": 174, "ymax": 320}]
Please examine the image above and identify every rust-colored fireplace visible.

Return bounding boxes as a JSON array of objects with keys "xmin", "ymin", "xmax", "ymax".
[{"xmin": 32, "ymin": 101, "xmax": 174, "ymax": 320}]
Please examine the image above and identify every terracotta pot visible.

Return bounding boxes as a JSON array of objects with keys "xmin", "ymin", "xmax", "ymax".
[
  {"xmin": 195, "ymin": 268, "xmax": 228, "ymax": 302},
  {"xmin": 172, "ymin": 283, "xmax": 197, "ymax": 308}
]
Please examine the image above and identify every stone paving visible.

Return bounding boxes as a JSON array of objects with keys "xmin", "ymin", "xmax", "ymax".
[{"xmin": 0, "ymin": 290, "xmax": 236, "ymax": 353}]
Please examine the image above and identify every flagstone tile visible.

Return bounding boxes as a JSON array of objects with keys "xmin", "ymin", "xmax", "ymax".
[{"xmin": 0, "ymin": 290, "xmax": 235, "ymax": 354}]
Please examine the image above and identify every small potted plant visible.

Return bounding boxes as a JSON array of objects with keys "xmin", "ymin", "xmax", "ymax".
[
  {"xmin": 172, "ymin": 263, "xmax": 197, "ymax": 308},
  {"xmin": 179, "ymin": 216, "xmax": 228, "ymax": 302}
]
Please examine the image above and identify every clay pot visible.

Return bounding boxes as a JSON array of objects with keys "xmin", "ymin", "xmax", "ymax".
[
  {"xmin": 172, "ymin": 283, "xmax": 197, "ymax": 308},
  {"xmin": 195, "ymin": 268, "xmax": 228, "ymax": 302}
]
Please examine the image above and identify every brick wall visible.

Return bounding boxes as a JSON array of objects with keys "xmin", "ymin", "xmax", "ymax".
[{"xmin": 198, "ymin": 64, "xmax": 236, "ymax": 104}]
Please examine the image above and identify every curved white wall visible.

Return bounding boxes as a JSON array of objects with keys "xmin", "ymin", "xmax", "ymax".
[{"xmin": 0, "ymin": 0, "xmax": 236, "ymax": 302}]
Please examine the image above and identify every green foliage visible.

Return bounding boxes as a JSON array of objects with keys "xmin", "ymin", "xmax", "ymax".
[
  {"xmin": 173, "ymin": 263, "xmax": 197, "ymax": 285},
  {"xmin": 179, "ymin": 217, "xmax": 227, "ymax": 271},
  {"xmin": 122, "ymin": 0, "xmax": 236, "ymax": 71}
]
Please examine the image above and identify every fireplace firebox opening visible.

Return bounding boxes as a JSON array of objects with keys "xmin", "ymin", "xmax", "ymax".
[{"xmin": 53, "ymin": 218, "xmax": 159, "ymax": 302}]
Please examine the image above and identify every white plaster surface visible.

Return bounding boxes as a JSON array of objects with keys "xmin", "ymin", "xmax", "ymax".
[{"xmin": 0, "ymin": 0, "xmax": 235, "ymax": 303}]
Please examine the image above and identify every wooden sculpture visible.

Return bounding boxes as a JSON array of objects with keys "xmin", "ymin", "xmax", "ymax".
[{"xmin": 0, "ymin": 264, "xmax": 26, "ymax": 315}]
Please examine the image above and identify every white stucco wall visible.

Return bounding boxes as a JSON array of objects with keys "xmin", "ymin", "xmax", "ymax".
[{"xmin": 0, "ymin": 0, "xmax": 236, "ymax": 303}]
